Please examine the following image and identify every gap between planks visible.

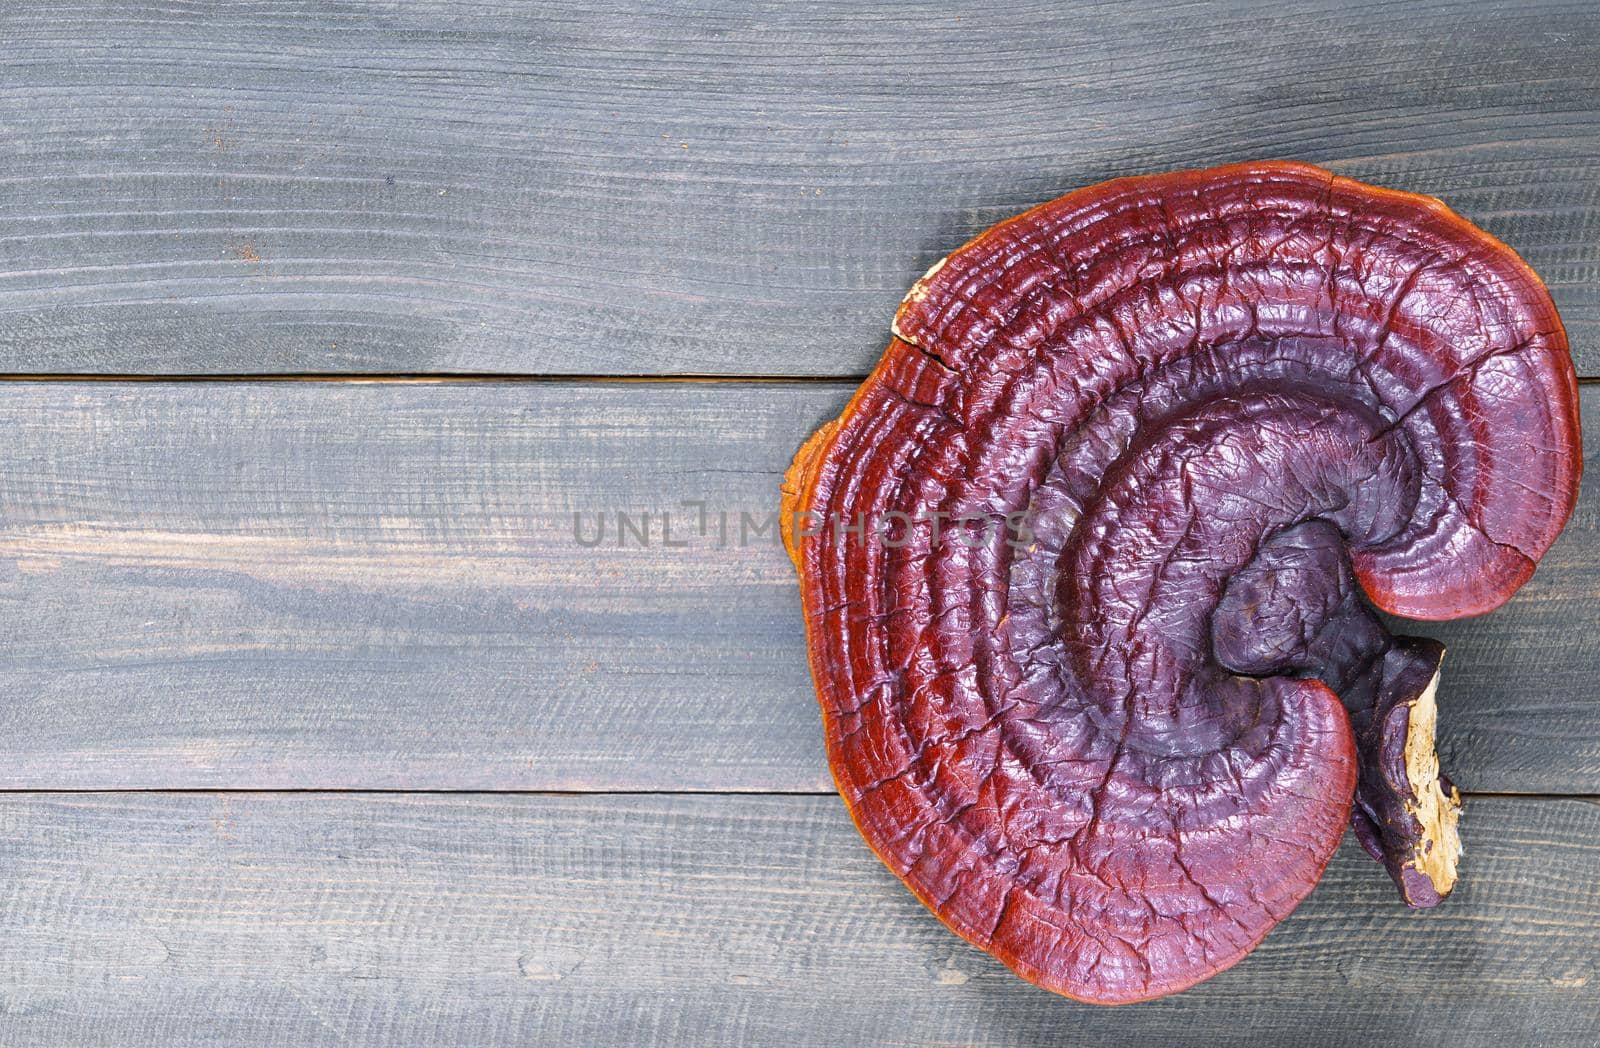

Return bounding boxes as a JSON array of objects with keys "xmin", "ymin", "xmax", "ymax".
[
  {"xmin": 0, "ymin": 372, "xmax": 867, "ymax": 385},
  {"xmin": 0, "ymin": 373, "xmax": 1594, "ymax": 385},
  {"xmin": 0, "ymin": 787, "xmax": 1585, "ymax": 801}
]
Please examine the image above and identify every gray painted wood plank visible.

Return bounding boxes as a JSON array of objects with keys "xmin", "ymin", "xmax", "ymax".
[
  {"xmin": 0, "ymin": 793, "xmax": 1592, "ymax": 1047},
  {"xmin": 0, "ymin": 380, "xmax": 1594, "ymax": 792},
  {"xmin": 0, "ymin": 1, "xmax": 1595, "ymax": 376}
]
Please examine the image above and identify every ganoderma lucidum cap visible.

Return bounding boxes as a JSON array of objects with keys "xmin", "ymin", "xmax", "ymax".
[{"xmin": 781, "ymin": 161, "xmax": 1581, "ymax": 1003}]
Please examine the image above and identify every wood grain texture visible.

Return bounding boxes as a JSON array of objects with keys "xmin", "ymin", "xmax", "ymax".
[
  {"xmin": 0, "ymin": 0, "xmax": 1595, "ymax": 376},
  {"xmin": 0, "ymin": 792, "xmax": 1591, "ymax": 1047},
  {"xmin": 0, "ymin": 380, "xmax": 1593, "ymax": 792}
]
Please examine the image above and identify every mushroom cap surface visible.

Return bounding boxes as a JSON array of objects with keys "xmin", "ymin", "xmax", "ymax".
[{"xmin": 782, "ymin": 161, "xmax": 1580, "ymax": 1003}]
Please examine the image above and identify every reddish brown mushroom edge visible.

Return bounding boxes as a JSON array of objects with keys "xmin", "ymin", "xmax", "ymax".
[{"xmin": 779, "ymin": 161, "xmax": 1581, "ymax": 1004}]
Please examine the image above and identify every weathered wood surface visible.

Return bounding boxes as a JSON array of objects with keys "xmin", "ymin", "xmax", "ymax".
[
  {"xmin": 0, "ymin": 793, "xmax": 1590, "ymax": 1047},
  {"xmin": 0, "ymin": 380, "xmax": 1593, "ymax": 792},
  {"xmin": 0, "ymin": 0, "xmax": 1595, "ymax": 376}
]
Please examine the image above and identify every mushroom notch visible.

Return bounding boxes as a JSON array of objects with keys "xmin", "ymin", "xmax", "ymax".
[{"xmin": 780, "ymin": 161, "xmax": 1581, "ymax": 1003}]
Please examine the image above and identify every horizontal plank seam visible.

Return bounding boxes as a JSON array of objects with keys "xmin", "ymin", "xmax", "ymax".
[
  {"xmin": 0, "ymin": 373, "xmax": 1591, "ymax": 385},
  {"xmin": 0, "ymin": 787, "xmax": 840, "ymax": 797},
  {"xmin": 0, "ymin": 372, "xmax": 871, "ymax": 385},
  {"xmin": 0, "ymin": 787, "xmax": 1586, "ymax": 801}
]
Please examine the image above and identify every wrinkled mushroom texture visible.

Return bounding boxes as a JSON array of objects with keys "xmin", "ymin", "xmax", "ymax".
[{"xmin": 780, "ymin": 161, "xmax": 1580, "ymax": 1004}]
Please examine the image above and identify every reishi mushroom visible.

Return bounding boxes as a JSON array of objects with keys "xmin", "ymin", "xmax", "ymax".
[{"xmin": 780, "ymin": 161, "xmax": 1581, "ymax": 1003}]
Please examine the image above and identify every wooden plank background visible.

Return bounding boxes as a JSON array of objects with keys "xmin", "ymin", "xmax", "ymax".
[
  {"xmin": 0, "ymin": 794, "xmax": 1593, "ymax": 1047},
  {"xmin": 0, "ymin": 1, "xmax": 1595, "ymax": 1045},
  {"xmin": 0, "ymin": 380, "xmax": 1594, "ymax": 793},
  {"xmin": 0, "ymin": 0, "xmax": 1594, "ymax": 376}
]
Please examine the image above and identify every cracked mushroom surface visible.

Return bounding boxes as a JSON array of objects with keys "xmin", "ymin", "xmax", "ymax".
[{"xmin": 780, "ymin": 161, "xmax": 1580, "ymax": 1004}]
